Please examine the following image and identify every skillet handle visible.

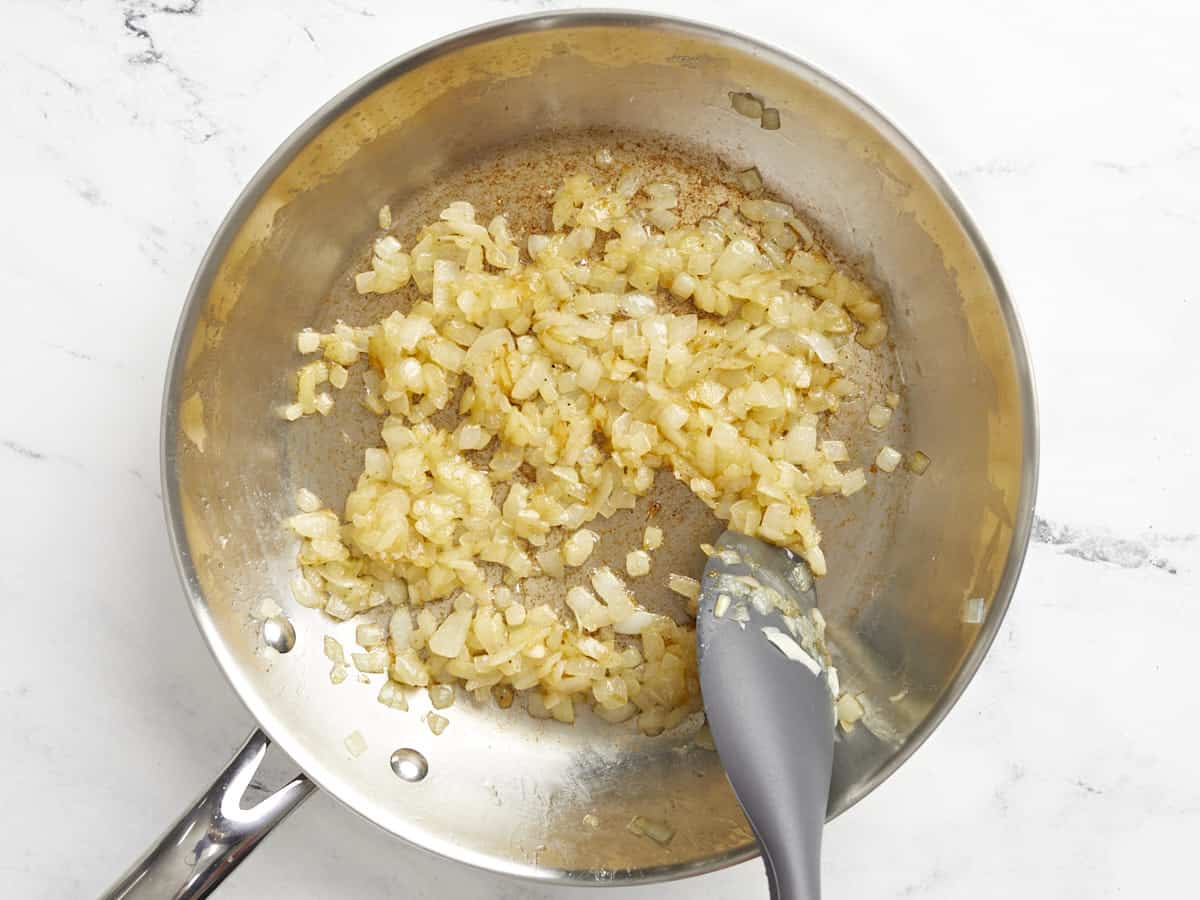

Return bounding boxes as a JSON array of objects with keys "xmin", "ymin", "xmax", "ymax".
[{"xmin": 100, "ymin": 728, "xmax": 315, "ymax": 900}]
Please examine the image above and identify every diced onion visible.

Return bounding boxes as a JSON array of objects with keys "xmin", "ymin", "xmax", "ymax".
[
  {"xmin": 625, "ymin": 550, "xmax": 652, "ymax": 577},
  {"xmin": 908, "ymin": 450, "xmax": 931, "ymax": 475},
  {"xmin": 821, "ymin": 440, "xmax": 848, "ymax": 463},
  {"xmin": 729, "ymin": 92, "xmax": 764, "ymax": 118},
  {"xmin": 628, "ymin": 815, "xmax": 675, "ymax": 846},
  {"xmin": 294, "ymin": 488, "xmax": 321, "ymax": 513},
  {"xmin": 428, "ymin": 609, "xmax": 472, "ymax": 658},
  {"xmin": 643, "ymin": 526, "xmax": 663, "ymax": 551},
  {"xmin": 875, "ymin": 446, "xmax": 902, "ymax": 473},
  {"xmin": 667, "ymin": 574, "xmax": 701, "ymax": 601},
  {"xmin": 297, "ymin": 330, "xmax": 321, "ymax": 354},
  {"xmin": 836, "ymin": 693, "xmax": 865, "ymax": 731},
  {"xmin": 344, "ymin": 730, "xmax": 367, "ymax": 757},
  {"xmin": 613, "ymin": 609, "xmax": 658, "ymax": 635},
  {"xmin": 537, "ymin": 547, "xmax": 565, "ymax": 579},
  {"xmin": 280, "ymin": 166, "xmax": 893, "ymax": 734},
  {"xmin": 761, "ymin": 626, "xmax": 821, "ymax": 675},
  {"xmin": 736, "ymin": 166, "xmax": 763, "ymax": 193},
  {"xmin": 378, "ymin": 680, "xmax": 408, "ymax": 710},
  {"xmin": 429, "ymin": 684, "xmax": 456, "ymax": 709},
  {"xmin": 351, "ymin": 648, "xmax": 387, "ymax": 673},
  {"xmin": 323, "ymin": 636, "xmax": 344, "ymax": 665},
  {"xmin": 562, "ymin": 529, "xmax": 599, "ymax": 567},
  {"xmin": 354, "ymin": 622, "xmax": 385, "ymax": 648},
  {"xmin": 841, "ymin": 468, "xmax": 867, "ymax": 496},
  {"xmin": 590, "ymin": 567, "xmax": 629, "ymax": 606},
  {"xmin": 963, "ymin": 596, "xmax": 986, "ymax": 624},
  {"xmin": 857, "ymin": 320, "xmax": 888, "ymax": 348}
]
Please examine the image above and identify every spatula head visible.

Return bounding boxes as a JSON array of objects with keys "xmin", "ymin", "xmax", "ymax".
[{"xmin": 697, "ymin": 531, "xmax": 835, "ymax": 900}]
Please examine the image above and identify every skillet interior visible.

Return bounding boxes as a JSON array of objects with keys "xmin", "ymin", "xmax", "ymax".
[{"xmin": 164, "ymin": 14, "xmax": 1035, "ymax": 884}]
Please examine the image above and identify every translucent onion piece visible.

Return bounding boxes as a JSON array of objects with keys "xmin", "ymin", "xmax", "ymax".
[
  {"xmin": 875, "ymin": 446, "xmax": 902, "ymax": 473},
  {"xmin": 867, "ymin": 403, "xmax": 892, "ymax": 429},
  {"xmin": 344, "ymin": 731, "xmax": 367, "ymax": 757},
  {"xmin": 908, "ymin": 450, "xmax": 931, "ymax": 475},
  {"xmin": 729, "ymin": 92, "xmax": 764, "ymax": 118}
]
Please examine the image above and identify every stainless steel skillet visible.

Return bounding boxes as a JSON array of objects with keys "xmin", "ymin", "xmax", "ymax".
[{"xmin": 107, "ymin": 11, "xmax": 1037, "ymax": 898}]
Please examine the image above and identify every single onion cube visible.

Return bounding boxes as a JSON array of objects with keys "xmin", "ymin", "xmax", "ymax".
[
  {"xmin": 428, "ymin": 609, "xmax": 472, "ymax": 658},
  {"xmin": 730, "ymin": 91, "xmax": 764, "ymax": 118},
  {"xmin": 867, "ymin": 404, "xmax": 892, "ymax": 429},
  {"xmin": 297, "ymin": 330, "xmax": 321, "ymax": 354},
  {"xmin": 429, "ymin": 684, "xmax": 456, "ymax": 709},
  {"xmin": 566, "ymin": 586, "xmax": 604, "ymax": 631},
  {"xmin": 841, "ymin": 469, "xmax": 867, "ymax": 496},
  {"xmin": 377, "ymin": 681, "xmax": 408, "ymax": 710},
  {"xmin": 669, "ymin": 272, "xmax": 696, "ymax": 300},
  {"xmin": 821, "ymin": 440, "xmax": 849, "ymax": 463},
  {"xmin": 294, "ymin": 488, "xmax": 321, "ymax": 513},
  {"xmin": 908, "ymin": 450, "xmax": 931, "ymax": 475},
  {"xmin": 625, "ymin": 550, "xmax": 652, "ymax": 577},
  {"xmin": 590, "ymin": 567, "xmax": 629, "ymax": 606},
  {"xmin": 344, "ymin": 730, "xmax": 367, "ymax": 757},
  {"xmin": 836, "ymin": 694, "xmax": 865, "ymax": 731},
  {"xmin": 562, "ymin": 529, "xmax": 599, "ymax": 567},
  {"xmin": 613, "ymin": 609, "xmax": 658, "ymax": 635},
  {"xmin": 537, "ymin": 548, "xmax": 565, "ymax": 579},
  {"xmin": 643, "ymin": 526, "xmax": 663, "ymax": 551},
  {"xmin": 628, "ymin": 815, "xmax": 675, "ymax": 846},
  {"xmin": 323, "ymin": 636, "xmax": 345, "ymax": 664},
  {"xmin": 352, "ymin": 648, "xmax": 388, "ymax": 674},
  {"xmin": 875, "ymin": 446, "xmax": 902, "ymax": 473},
  {"xmin": 667, "ymin": 574, "xmax": 701, "ymax": 601},
  {"xmin": 963, "ymin": 597, "xmax": 986, "ymax": 624},
  {"xmin": 356, "ymin": 622, "xmax": 386, "ymax": 648},
  {"xmin": 660, "ymin": 403, "xmax": 689, "ymax": 432},
  {"xmin": 457, "ymin": 423, "xmax": 491, "ymax": 450}
]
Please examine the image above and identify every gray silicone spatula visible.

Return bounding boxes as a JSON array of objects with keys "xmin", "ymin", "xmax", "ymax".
[{"xmin": 696, "ymin": 530, "xmax": 836, "ymax": 900}]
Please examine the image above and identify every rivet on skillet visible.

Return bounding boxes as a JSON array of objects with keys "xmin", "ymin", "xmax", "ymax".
[
  {"xmin": 390, "ymin": 748, "xmax": 429, "ymax": 782},
  {"xmin": 261, "ymin": 616, "xmax": 296, "ymax": 653}
]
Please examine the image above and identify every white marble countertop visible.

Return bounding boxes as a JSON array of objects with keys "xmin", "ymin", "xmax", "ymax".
[{"xmin": 3, "ymin": 1, "xmax": 1198, "ymax": 897}]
